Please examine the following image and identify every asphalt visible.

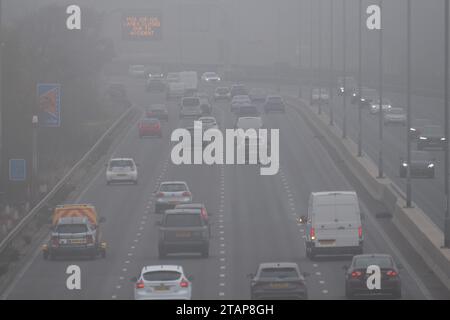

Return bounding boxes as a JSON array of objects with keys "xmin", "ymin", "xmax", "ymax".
[{"xmin": 2, "ymin": 77, "xmax": 449, "ymax": 300}]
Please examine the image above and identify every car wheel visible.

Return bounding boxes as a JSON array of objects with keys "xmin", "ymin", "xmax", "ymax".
[{"xmin": 201, "ymin": 246, "xmax": 209, "ymax": 258}]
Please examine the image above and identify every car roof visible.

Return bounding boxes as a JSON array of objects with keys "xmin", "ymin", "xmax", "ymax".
[
  {"xmin": 164, "ymin": 209, "xmax": 200, "ymax": 215},
  {"xmin": 353, "ymin": 254, "xmax": 393, "ymax": 260},
  {"xmin": 141, "ymin": 265, "xmax": 184, "ymax": 273},
  {"xmin": 109, "ymin": 158, "xmax": 134, "ymax": 162},
  {"xmin": 258, "ymin": 262, "xmax": 299, "ymax": 269},
  {"xmin": 176, "ymin": 203, "xmax": 205, "ymax": 208},
  {"xmin": 160, "ymin": 181, "xmax": 188, "ymax": 185}
]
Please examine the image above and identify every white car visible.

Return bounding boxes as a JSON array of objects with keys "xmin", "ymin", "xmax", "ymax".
[
  {"xmin": 198, "ymin": 116, "xmax": 219, "ymax": 130},
  {"xmin": 128, "ymin": 65, "xmax": 146, "ymax": 78},
  {"xmin": 370, "ymin": 99, "xmax": 392, "ymax": 114},
  {"xmin": 154, "ymin": 181, "xmax": 193, "ymax": 213},
  {"xmin": 231, "ymin": 95, "xmax": 251, "ymax": 112},
  {"xmin": 384, "ymin": 107, "xmax": 407, "ymax": 125},
  {"xmin": 106, "ymin": 158, "xmax": 138, "ymax": 185},
  {"xmin": 133, "ymin": 265, "xmax": 192, "ymax": 300},
  {"xmin": 201, "ymin": 72, "xmax": 221, "ymax": 83},
  {"xmin": 235, "ymin": 116, "xmax": 263, "ymax": 130},
  {"xmin": 180, "ymin": 97, "xmax": 203, "ymax": 119}
]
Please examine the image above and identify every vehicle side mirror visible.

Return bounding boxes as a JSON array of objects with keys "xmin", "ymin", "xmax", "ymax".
[
  {"xmin": 302, "ymin": 272, "xmax": 310, "ymax": 278},
  {"xmin": 397, "ymin": 263, "xmax": 404, "ymax": 270},
  {"xmin": 342, "ymin": 265, "xmax": 349, "ymax": 271},
  {"xmin": 187, "ymin": 275, "xmax": 194, "ymax": 281},
  {"xmin": 99, "ymin": 217, "xmax": 106, "ymax": 223},
  {"xmin": 130, "ymin": 276, "xmax": 138, "ymax": 282},
  {"xmin": 247, "ymin": 273, "xmax": 254, "ymax": 279}
]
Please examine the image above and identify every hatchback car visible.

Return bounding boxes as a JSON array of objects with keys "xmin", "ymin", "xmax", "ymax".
[
  {"xmin": 146, "ymin": 104, "xmax": 168, "ymax": 121},
  {"xmin": 400, "ymin": 151, "xmax": 435, "ymax": 178},
  {"xmin": 106, "ymin": 158, "xmax": 138, "ymax": 185},
  {"xmin": 344, "ymin": 254, "xmax": 402, "ymax": 299},
  {"xmin": 248, "ymin": 263, "xmax": 308, "ymax": 300},
  {"xmin": 214, "ymin": 87, "xmax": 231, "ymax": 101},
  {"xmin": 231, "ymin": 95, "xmax": 252, "ymax": 113},
  {"xmin": 133, "ymin": 265, "xmax": 192, "ymax": 300},
  {"xmin": 138, "ymin": 118, "xmax": 162, "ymax": 138},
  {"xmin": 154, "ymin": 181, "xmax": 193, "ymax": 213},
  {"xmin": 180, "ymin": 97, "xmax": 203, "ymax": 119},
  {"xmin": 418, "ymin": 125, "xmax": 446, "ymax": 150},
  {"xmin": 383, "ymin": 107, "xmax": 406, "ymax": 125},
  {"xmin": 264, "ymin": 95, "xmax": 286, "ymax": 113}
]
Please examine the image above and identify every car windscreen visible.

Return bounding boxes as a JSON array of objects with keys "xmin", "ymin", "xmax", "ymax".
[
  {"xmin": 165, "ymin": 214, "xmax": 202, "ymax": 227},
  {"xmin": 55, "ymin": 224, "xmax": 88, "ymax": 234},
  {"xmin": 259, "ymin": 268, "xmax": 299, "ymax": 279},
  {"xmin": 353, "ymin": 256, "xmax": 393, "ymax": 269},
  {"xmin": 109, "ymin": 160, "xmax": 134, "ymax": 168},
  {"xmin": 183, "ymin": 98, "xmax": 200, "ymax": 107},
  {"xmin": 143, "ymin": 271, "xmax": 181, "ymax": 282},
  {"xmin": 160, "ymin": 184, "xmax": 187, "ymax": 192}
]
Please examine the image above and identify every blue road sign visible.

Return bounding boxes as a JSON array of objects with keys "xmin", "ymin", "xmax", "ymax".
[
  {"xmin": 37, "ymin": 83, "xmax": 61, "ymax": 127},
  {"xmin": 9, "ymin": 159, "xmax": 26, "ymax": 181}
]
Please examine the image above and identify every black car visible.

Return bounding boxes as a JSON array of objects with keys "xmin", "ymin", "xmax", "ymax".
[
  {"xmin": 231, "ymin": 84, "xmax": 248, "ymax": 98},
  {"xmin": 248, "ymin": 263, "xmax": 308, "ymax": 300},
  {"xmin": 264, "ymin": 96, "xmax": 286, "ymax": 113},
  {"xmin": 146, "ymin": 74, "xmax": 165, "ymax": 92},
  {"xmin": 409, "ymin": 118, "xmax": 433, "ymax": 140},
  {"xmin": 146, "ymin": 104, "xmax": 169, "ymax": 121},
  {"xmin": 344, "ymin": 254, "xmax": 402, "ymax": 299},
  {"xmin": 417, "ymin": 125, "xmax": 446, "ymax": 150},
  {"xmin": 157, "ymin": 209, "xmax": 210, "ymax": 258},
  {"xmin": 236, "ymin": 104, "xmax": 260, "ymax": 118},
  {"xmin": 351, "ymin": 88, "xmax": 378, "ymax": 108},
  {"xmin": 399, "ymin": 151, "xmax": 435, "ymax": 178}
]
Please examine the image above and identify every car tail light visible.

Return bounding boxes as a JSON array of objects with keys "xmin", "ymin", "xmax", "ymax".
[
  {"xmin": 180, "ymin": 279, "xmax": 189, "ymax": 288},
  {"xmin": 358, "ymin": 226, "xmax": 363, "ymax": 239},
  {"xmin": 156, "ymin": 192, "xmax": 164, "ymax": 198},
  {"xmin": 136, "ymin": 280, "xmax": 145, "ymax": 289},
  {"xmin": 51, "ymin": 236, "xmax": 59, "ymax": 247},
  {"xmin": 182, "ymin": 191, "xmax": 191, "ymax": 197},
  {"xmin": 201, "ymin": 208, "xmax": 207, "ymax": 219},
  {"xmin": 351, "ymin": 271, "xmax": 362, "ymax": 278},
  {"xmin": 386, "ymin": 270, "xmax": 398, "ymax": 277},
  {"xmin": 86, "ymin": 235, "xmax": 94, "ymax": 245},
  {"xmin": 310, "ymin": 227, "xmax": 315, "ymax": 240}
]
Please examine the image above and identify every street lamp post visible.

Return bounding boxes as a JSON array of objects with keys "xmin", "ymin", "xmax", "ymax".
[
  {"xmin": 444, "ymin": 0, "xmax": 450, "ymax": 247},
  {"xmin": 318, "ymin": 0, "xmax": 322, "ymax": 115},
  {"xmin": 31, "ymin": 115, "xmax": 38, "ymax": 204},
  {"xmin": 329, "ymin": 0, "xmax": 334, "ymax": 126},
  {"xmin": 377, "ymin": 0, "xmax": 384, "ymax": 178},
  {"xmin": 342, "ymin": 0, "xmax": 347, "ymax": 139},
  {"xmin": 310, "ymin": 0, "xmax": 314, "ymax": 101},
  {"xmin": 357, "ymin": 0, "xmax": 363, "ymax": 157},
  {"xmin": 406, "ymin": 0, "xmax": 412, "ymax": 208}
]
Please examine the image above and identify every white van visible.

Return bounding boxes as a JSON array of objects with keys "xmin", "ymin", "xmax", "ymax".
[{"xmin": 304, "ymin": 191, "xmax": 363, "ymax": 259}]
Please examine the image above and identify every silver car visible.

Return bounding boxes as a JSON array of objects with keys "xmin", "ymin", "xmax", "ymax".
[
  {"xmin": 133, "ymin": 265, "xmax": 192, "ymax": 300},
  {"xmin": 154, "ymin": 181, "xmax": 193, "ymax": 213}
]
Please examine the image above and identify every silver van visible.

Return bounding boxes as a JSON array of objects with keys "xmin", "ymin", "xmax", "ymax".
[{"xmin": 303, "ymin": 191, "xmax": 363, "ymax": 259}]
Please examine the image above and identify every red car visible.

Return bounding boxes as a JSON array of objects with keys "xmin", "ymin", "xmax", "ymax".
[{"xmin": 138, "ymin": 118, "xmax": 162, "ymax": 138}]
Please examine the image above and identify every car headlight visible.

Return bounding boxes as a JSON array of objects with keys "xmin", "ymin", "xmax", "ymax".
[
  {"xmin": 419, "ymin": 137, "xmax": 427, "ymax": 140},
  {"xmin": 428, "ymin": 163, "xmax": 435, "ymax": 168},
  {"xmin": 361, "ymin": 98, "xmax": 366, "ymax": 102},
  {"xmin": 217, "ymin": 77, "xmax": 221, "ymax": 81},
  {"xmin": 441, "ymin": 137, "xmax": 446, "ymax": 141},
  {"xmin": 410, "ymin": 128, "xmax": 416, "ymax": 132},
  {"xmin": 371, "ymin": 105, "xmax": 377, "ymax": 109},
  {"xmin": 402, "ymin": 163, "xmax": 408, "ymax": 167}
]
